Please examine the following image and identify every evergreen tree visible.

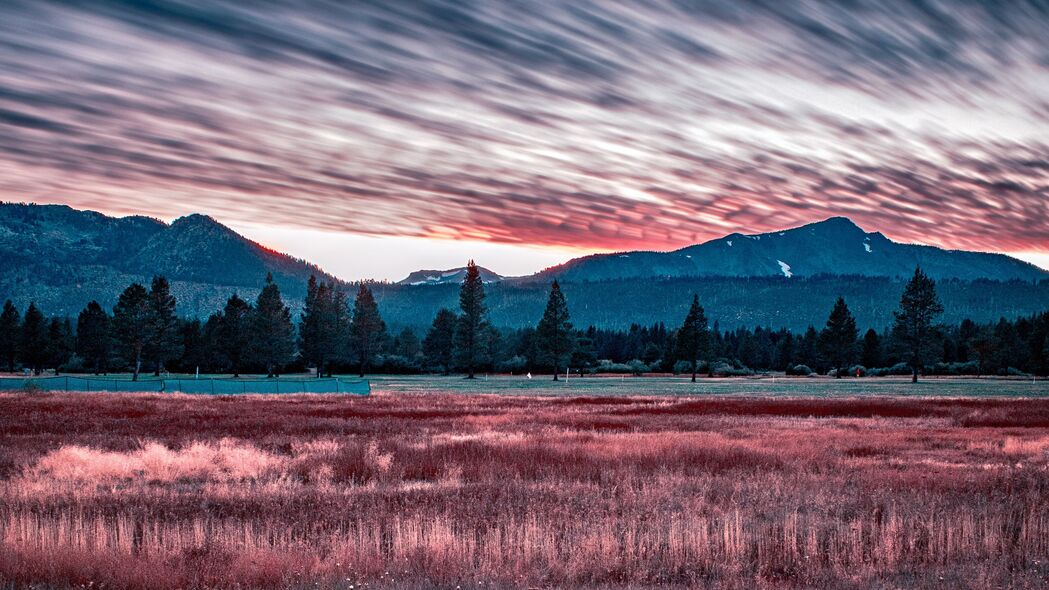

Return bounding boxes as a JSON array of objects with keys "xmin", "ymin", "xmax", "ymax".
[
  {"xmin": 455, "ymin": 260, "xmax": 489, "ymax": 378},
  {"xmin": 20, "ymin": 303, "xmax": 48, "ymax": 375},
  {"xmin": 299, "ymin": 275, "xmax": 322, "ymax": 374},
  {"xmin": 249, "ymin": 274, "xmax": 296, "ymax": 377},
  {"xmin": 349, "ymin": 283, "xmax": 386, "ymax": 377},
  {"xmin": 861, "ymin": 328, "xmax": 882, "ymax": 369},
  {"xmin": 112, "ymin": 283, "xmax": 151, "ymax": 380},
  {"xmin": 892, "ymin": 267, "xmax": 944, "ymax": 383},
  {"xmin": 570, "ymin": 327, "xmax": 598, "ymax": 370},
  {"xmin": 675, "ymin": 294, "xmax": 710, "ymax": 382},
  {"xmin": 819, "ymin": 297, "xmax": 859, "ymax": 377},
  {"xmin": 177, "ymin": 319, "xmax": 206, "ymax": 374},
  {"xmin": 77, "ymin": 301, "xmax": 111, "ymax": 375},
  {"xmin": 46, "ymin": 318, "xmax": 74, "ymax": 374},
  {"xmin": 535, "ymin": 280, "xmax": 573, "ymax": 380},
  {"xmin": 218, "ymin": 294, "xmax": 252, "ymax": 377},
  {"xmin": 299, "ymin": 276, "xmax": 347, "ymax": 377},
  {"xmin": 393, "ymin": 327, "xmax": 421, "ymax": 359},
  {"xmin": 0, "ymin": 300, "xmax": 20, "ymax": 372},
  {"xmin": 145, "ymin": 276, "xmax": 182, "ymax": 376},
  {"xmin": 423, "ymin": 308, "xmax": 457, "ymax": 375}
]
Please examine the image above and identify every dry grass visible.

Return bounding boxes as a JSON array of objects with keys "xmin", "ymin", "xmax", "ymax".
[{"xmin": 1, "ymin": 392, "xmax": 1049, "ymax": 589}]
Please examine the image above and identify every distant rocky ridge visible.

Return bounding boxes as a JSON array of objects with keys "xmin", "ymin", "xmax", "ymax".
[{"xmin": 397, "ymin": 266, "xmax": 504, "ymax": 285}]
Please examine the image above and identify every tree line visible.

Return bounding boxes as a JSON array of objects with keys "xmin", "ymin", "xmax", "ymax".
[{"xmin": 2, "ymin": 265, "xmax": 1047, "ymax": 380}]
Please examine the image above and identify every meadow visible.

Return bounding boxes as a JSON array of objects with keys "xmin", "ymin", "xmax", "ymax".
[{"xmin": 2, "ymin": 379, "xmax": 1049, "ymax": 588}]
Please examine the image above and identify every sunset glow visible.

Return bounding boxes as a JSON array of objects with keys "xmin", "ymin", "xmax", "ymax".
[{"xmin": 1, "ymin": 2, "xmax": 1047, "ymax": 279}]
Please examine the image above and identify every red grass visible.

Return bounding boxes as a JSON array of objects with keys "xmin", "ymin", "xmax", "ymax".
[{"xmin": 1, "ymin": 392, "xmax": 1049, "ymax": 588}]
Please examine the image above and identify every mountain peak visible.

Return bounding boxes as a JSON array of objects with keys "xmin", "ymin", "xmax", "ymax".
[
  {"xmin": 803, "ymin": 216, "xmax": 864, "ymax": 232},
  {"xmin": 398, "ymin": 265, "xmax": 505, "ymax": 286}
]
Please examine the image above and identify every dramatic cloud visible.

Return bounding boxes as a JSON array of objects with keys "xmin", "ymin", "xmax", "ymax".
[{"xmin": 1, "ymin": 0, "xmax": 1047, "ymax": 255}]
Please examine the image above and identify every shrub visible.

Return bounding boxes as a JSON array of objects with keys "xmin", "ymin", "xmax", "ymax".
[
  {"xmin": 496, "ymin": 355, "xmax": 528, "ymax": 373},
  {"xmin": 786, "ymin": 364, "xmax": 813, "ymax": 376}
]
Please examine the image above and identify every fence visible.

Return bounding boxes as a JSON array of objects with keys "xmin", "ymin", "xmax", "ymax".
[{"xmin": 0, "ymin": 376, "xmax": 370, "ymax": 395}]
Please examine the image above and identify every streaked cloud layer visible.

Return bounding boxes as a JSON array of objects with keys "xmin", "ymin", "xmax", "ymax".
[{"xmin": 1, "ymin": 0, "xmax": 1047, "ymax": 257}]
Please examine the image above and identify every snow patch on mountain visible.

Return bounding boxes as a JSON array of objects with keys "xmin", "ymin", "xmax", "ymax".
[{"xmin": 777, "ymin": 260, "xmax": 793, "ymax": 278}]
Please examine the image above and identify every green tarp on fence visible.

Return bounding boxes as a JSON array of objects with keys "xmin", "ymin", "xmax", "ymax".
[{"xmin": 0, "ymin": 376, "xmax": 370, "ymax": 395}]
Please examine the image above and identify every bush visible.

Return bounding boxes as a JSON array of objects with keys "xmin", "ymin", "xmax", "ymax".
[
  {"xmin": 496, "ymin": 355, "xmax": 528, "ymax": 374},
  {"xmin": 709, "ymin": 362, "xmax": 754, "ymax": 377},
  {"xmin": 627, "ymin": 359, "xmax": 649, "ymax": 376},
  {"xmin": 786, "ymin": 364, "xmax": 814, "ymax": 376},
  {"xmin": 849, "ymin": 365, "xmax": 867, "ymax": 377},
  {"xmin": 672, "ymin": 360, "xmax": 693, "ymax": 375},
  {"xmin": 930, "ymin": 361, "xmax": 980, "ymax": 376},
  {"xmin": 373, "ymin": 354, "xmax": 420, "ymax": 374}
]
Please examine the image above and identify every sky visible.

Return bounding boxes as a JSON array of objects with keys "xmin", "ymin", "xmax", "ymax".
[{"xmin": 1, "ymin": 1, "xmax": 1048, "ymax": 281}]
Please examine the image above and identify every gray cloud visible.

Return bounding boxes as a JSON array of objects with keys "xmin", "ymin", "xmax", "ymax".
[{"xmin": 0, "ymin": 0, "xmax": 1046, "ymax": 254}]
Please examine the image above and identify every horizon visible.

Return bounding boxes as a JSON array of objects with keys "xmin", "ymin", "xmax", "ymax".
[
  {"xmin": 11, "ymin": 200, "xmax": 1049, "ymax": 282},
  {"xmin": 1, "ymin": 2, "xmax": 1047, "ymax": 281}
]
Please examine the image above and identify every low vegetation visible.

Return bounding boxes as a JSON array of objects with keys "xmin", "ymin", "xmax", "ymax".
[{"xmin": 2, "ymin": 391, "xmax": 1049, "ymax": 588}]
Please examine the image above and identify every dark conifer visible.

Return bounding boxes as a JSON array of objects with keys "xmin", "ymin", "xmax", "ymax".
[
  {"xmin": 536, "ymin": 281, "xmax": 573, "ymax": 380},
  {"xmin": 0, "ymin": 300, "xmax": 20, "ymax": 372},
  {"xmin": 145, "ymin": 276, "xmax": 181, "ymax": 375},
  {"xmin": 349, "ymin": 283, "xmax": 386, "ymax": 377},
  {"xmin": 892, "ymin": 268, "xmax": 944, "ymax": 383},
  {"xmin": 77, "ymin": 301, "xmax": 111, "ymax": 375},
  {"xmin": 20, "ymin": 303, "xmax": 48, "ymax": 375},
  {"xmin": 819, "ymin": 297, "xmax": 859, "ymax": 377},
  {"xmin": 861, "ymin": 328, "xmax": 882, "ymax": 369},
  {"xmin": 218, "ymin": 294, "xmax": 252, "ymax": 377},
  {"xmin": 46, "ymin": 318, "xmax": 74, "ymax": 374},
  {"xmin": 455, "ymin": 260, "xmax": 489, "ymax": 378},
  {"xmin": 249, "ymin": 274, "xmax": 296, "ymax": 377},
  {"xmin": 675, "ymin": 294, "xmax": 709, "ymax": 382},
  {"xmin": 112, "ymin": 284, "xmax": 151, "ymax": 380},
  {"xmin": 423, "ymin": 308, "xmax": 457, "ymax": 375}
]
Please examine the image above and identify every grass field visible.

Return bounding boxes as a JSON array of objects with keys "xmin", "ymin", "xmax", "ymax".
[
  {"xmin": 372, "ymin": 374, "xmax": 1049, "ymax": 398},
  {"xmin": 2, "ymin": 384, "xmax": 1049, "ymax": 588}
]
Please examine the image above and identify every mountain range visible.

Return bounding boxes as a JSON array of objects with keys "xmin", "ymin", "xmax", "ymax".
[
  {"xmin": 1, "ymin": 202, "xmax": 1046, "ymax": 329},
  {"xmin": 529, "ymin": 216, "xmax": 1046, "ymax": 283},
  {"xmin": 0, "ymin": 203, "xmax": 335, "ymax": 317}
]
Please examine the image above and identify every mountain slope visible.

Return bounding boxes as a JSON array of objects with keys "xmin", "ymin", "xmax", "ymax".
[
  {"xmin": 0, "ymin": 203, "xmax": 337, "ymax": 316},
  {"xmin": 533, "ymin": 217, "xmax": 1047, "ymax": 283},
  {"xmin": 397, "ymin": 266, "xmax": 505, "ymax": 285}
]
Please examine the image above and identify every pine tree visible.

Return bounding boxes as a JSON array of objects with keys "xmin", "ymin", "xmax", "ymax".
[
  {"xmin": 178, "ymin": 319, "xmax": 206, "ymax": 374},
  {"xmin": 249, "ymin": 274, "xmax": 296, "ymax": 377},
  {"xmin": 423, "ymin": 308, "xmax": 457, "ymax": 375},
  {"xmin": 455, "ymin": 260, "xmax": 489, "ymax": 378},
  {"xmin": 349, "ymin": 283, "xmax": 386, "ymax": 377},
  {"xmin": 675, "ymin": 294, "xmax": 709, "ymax": 382},
  {"xmin": 20, "ymin": 303, "xmax": 48, "ymax": 375},
  {"xmin": 299, "ymin": 276, "xmax": 348, "ymax": 377},
  {"xmin": 77, "ymin": 301, "xmax": 111, "ymax": 375},
  {"xmin": 145, "ymin": 276, "xmax": 182, "ymax": 376},
  {"xmin": 536, "ymin": 281, "xmax": 573, "ymax": 380},
  {"xmin": 819, "ymin": 297, "xmax": 859, "ymax": 377},
  {"xmin": 892, "ymin": 267, "xmax": 944, "ymax": 383},
  {"xmin": 218, "ymin": 294, "xmax": 252, "ymax": 377},
  {"xmin": 112, "ymin": 283, "xmax": 151, "ymax": 381},
  {"xmin": 0, "ymin": 300, "xmax": 20, "ymax": 372},
  {"xmin": 394, "ymin": 327, "xmax": 421, "ymax": 359},
  {"xmin": 861, "ymin": 328, "xmax": 882, "ymax": 369},
  {"xmin": 45, "ymin": 318, "xmax": 74, "ymax": 375}
]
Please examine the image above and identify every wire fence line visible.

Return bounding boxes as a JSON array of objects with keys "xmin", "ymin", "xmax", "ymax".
[{"xmin": 0, "ymin": 376, "xmax": 370, "ymax": 395}]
